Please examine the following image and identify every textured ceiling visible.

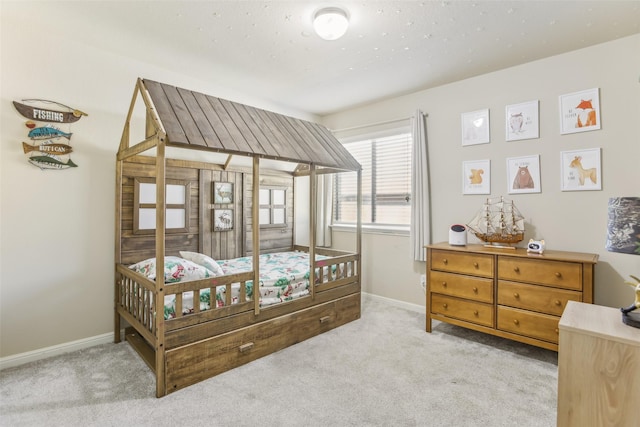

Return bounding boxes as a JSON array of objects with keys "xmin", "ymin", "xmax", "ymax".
[{"xmin": 8, "ymin": 1, "xmax": 640, "ymax": 116}]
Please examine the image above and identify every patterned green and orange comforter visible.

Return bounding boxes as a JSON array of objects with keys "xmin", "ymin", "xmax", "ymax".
[{"xmin": 163, "ymin": 251, "xmax": 328, "ymax": 319}]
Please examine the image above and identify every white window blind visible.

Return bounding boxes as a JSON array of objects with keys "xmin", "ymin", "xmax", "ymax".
[{"xmin": 334, "ymin": 132, "xmax": 412, "ymax": 226}]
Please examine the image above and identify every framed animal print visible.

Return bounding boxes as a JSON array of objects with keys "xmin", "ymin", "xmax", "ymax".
[
  {"xmin": 560, "ymin": 148, "xmax": 602, "ymax": 191},
  {"xmin": 213, "ymin": 209, "xmax": 233, "ymax": 231},
  {"xmin": 507, "ymin": 155, "xmax": 541, "ymax": 194},
  {"xmin": 214, "ymin": 182, "xmax": 233, "ymax": 204},
  {"xmin": 461, "ymin": 109, "xmax": 490, "ymax": 146},
  {"xmin": 462, "ymin": 159, "xmax": 491, "ymax": 195},
  {"xmin": 506, "ymin": 100, "xmax": 539, "ymax": 141},
  {"xmin": 559, "ymin": 88, "xmax": 601, "ymax": 135}
]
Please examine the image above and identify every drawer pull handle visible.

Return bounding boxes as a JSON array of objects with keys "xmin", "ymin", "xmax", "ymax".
[
  {"xmin": 513, "ymin": 293, "xmax": 519, "ymax": 298},
  {"xmin": 555, "ymin": 300, "xmax": 562, "ymax": 306},
  {"xmin": 555, "ymin": 328, "xmax": 559, "ymax": 334},
  {"xmin": 555, "ymin": 272, "xmax": 562, "ymax": 278},
  {"xmin": 513, "ymin": 319, "xmax": 519, "ymax": 325},
  {"xmin": 473, "ymin": 262, "xmax": 479, "ymax": 268},
  {"xmin": 513, "ymin": 267, "xmax": 520, "ymax": 273},
  {"xmin": 442, "ymin": 303, "xmax": 448, "ymax": 309},
  {"xmin": 441, "ymin": 281, "xmax": 447, "ymax": 287},
  {"xmin": 443, "ymin": 259, "xmax": 448, "ymax": 265},
  {"xmin": 473, "ymin": 310, "xmax": 479, "ymax": 316},
  {"xmin": 239, "ymin": 342, "xmax": 254, "ymax": 353},
  {"xmin": 472, "ymin": 287, "xmax": 478, "ymax": 293},
  {"xmin": 319, "ymin": 316, "xmax": 331, "ymax": 324}
]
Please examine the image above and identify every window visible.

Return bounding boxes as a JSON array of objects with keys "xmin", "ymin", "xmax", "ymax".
[
  {"xmin": 334, "ymin": 132, "xmax": 412, "ymax": 227},
  {"xmin": 133, "ymin": 178, "xmax": 191, "ymax": 234},
  {"xmin": 259, "ymin": 187, "xmax": 287, "ymax": 227}
]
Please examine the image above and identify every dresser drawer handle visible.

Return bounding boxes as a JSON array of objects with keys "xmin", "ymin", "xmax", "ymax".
[
  {"xmin": 473, "ymin": 262, "xmax": 479, "ymax": 268},
  {"xmin": 472, "ymin": 287, "xmax": 478, "ymax": 293},
  {"xmin": 555, "ymin": 272, "xmax": 562, "ymax": 278},
  {"xmin": 513, "ymin": 267, "xmax": 520, "ymax": 273},
  {"xmin": 443, "ymin": 259, "xmax": 448, "ymax": 265},
  {"xmin": 555, "ymin": 328, "xmax": 559, "ymax": 334},
  {"xmin": 513, "ymin": 293, "xmax": 520, "ymax": 298},
  {"xmin": 239, "ymin": 342, "xmax": 254, "ymax": 353},
  {"xmin": 319, "ymin": 316, "xmax": 331, "ymax": 324},
  {"xmin": 555, "ymin": 300, "xmax": 562, "ymax": 306},
  {"xmin": 513, "ymin": 319, "xmax": 519, "ymax": 325},
  {"xmin": 442, "ymin": 303, "xmax": 448, "ymax": 309},
  {"xmin": 473, "ymin": 310, "xmax": 479, "ymax": 316},
  {"xmin": 441, "ymin": 281, "xmax": 447, "ymax": 287}
]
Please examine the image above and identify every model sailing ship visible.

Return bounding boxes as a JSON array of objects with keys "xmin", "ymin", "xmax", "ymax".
[{"xmin": 467, "ymin": 196, "xmax": 525, "ymax": 248}]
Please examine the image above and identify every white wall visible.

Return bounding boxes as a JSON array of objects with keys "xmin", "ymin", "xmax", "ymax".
[
  {"xmin": 0, "ymin": 3, "xmax": 317, "ymax": 358},
  {"xmin": 324, "ymin": 34, "xmax": 640, "ymax": 312}
]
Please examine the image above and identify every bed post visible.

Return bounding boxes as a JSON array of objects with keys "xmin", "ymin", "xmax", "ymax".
[
  {"xmin": 252, "ymin": 156, "xmax": 260, "ymax": 316},
  {"xmin": 155, "ymin": 137, "xmax": 167, "ymax": 397},
  {"xmin": 309, "ymin": 164, "xmax": 317, "ymax": 299}
]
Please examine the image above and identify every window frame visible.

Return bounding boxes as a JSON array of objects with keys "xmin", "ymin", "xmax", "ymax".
[
  {"xmin": 133, "ymin": 177, "xmax": 192, "ymax": 234},
  {"xmin": 259, "ymin": 186, "xmax": 288, "ymax": 229},
  {"xmin": 332, "ymin": 128, "xmax": 412, "ymax": 233}
]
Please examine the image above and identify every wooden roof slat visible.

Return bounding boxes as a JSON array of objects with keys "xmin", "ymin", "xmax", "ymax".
[
  {"xmin": 161, "ymin": 84, "xmax": 206, "ymax": 147},
  {"xmin": 140, "ymin": 79, "xmax": 360, "ymax": 172},
  {"xmin": 217, "ymin": 98, "xmax": 265, "ymax": 156},
  {"xmin": 262, "ymin": 110, "xmax": 316, "ymax": 162},
  {"xmin": 304, "ymin": 121, "xmax": 361, "ymax": 171},
  {"xmin": 232, "ymin": 103, "xmax": 280, "ymax": 159},
  {"xmin": 275, "ymin": 114, "xmax": 337, "ymax": 168},
  {"xmin": 176, "ymin": 87, "xmax": 221, "ymax": 149},
  {"xmin": 144, "ymin": 80, "xmax": 188, "ymax": 144},
  {"xmin": 252, "ymin": 108, "xmax": 306, "ymax": 161},
  {"xmin": 207, "ymin": 96, "xmax": 254, "ymax": 154},
  {"xmin": 192, "ymin": 92, "xmax": 235, "ymax": 151}
]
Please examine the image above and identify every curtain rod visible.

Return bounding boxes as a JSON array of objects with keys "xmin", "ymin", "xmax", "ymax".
[{"xmin": 329, "ymin": 112, "xmax": 426, "ymax": 133}]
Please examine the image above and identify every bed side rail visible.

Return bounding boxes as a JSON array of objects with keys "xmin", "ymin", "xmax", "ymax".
[{"xmin": 116, "ymin": 264, "xmax": 255, "ymax": 335}]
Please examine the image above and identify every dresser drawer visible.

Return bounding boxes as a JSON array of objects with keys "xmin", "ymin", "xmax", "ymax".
[
  {"xmin": 498, "ymin": 257, "xmax": 582, "ymax": 290},
  {"xmin": 431, "ymin": 294, "xmax": 494, "ymax": 327},
  {"xmin": 497, "ymin": 306, "xmax": 560, "ymax": 343},
  {"xmin": 498, "ymin": 280, "xmax": 582, "ymax": 316},
  {"xmin": 429, "ymin": 270, "xmax": 493, "ymax": 303},
  {"xmin": 430, "ymin": 250, "xmax": 493, "ymax": 278}
]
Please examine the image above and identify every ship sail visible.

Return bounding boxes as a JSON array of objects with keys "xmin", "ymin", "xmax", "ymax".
[{"xmin": 467, "ymin": 196, "xmax": 525, "ymax": 247}]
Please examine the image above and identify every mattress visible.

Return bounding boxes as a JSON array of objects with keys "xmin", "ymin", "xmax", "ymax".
[{"xmin": 163, "ymin": 251, "xmax": 329, "ymax": 319}]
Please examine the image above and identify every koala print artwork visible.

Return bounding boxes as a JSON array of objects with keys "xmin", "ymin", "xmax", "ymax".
[{"xmin": 512, "ymin": 166, "xmax": 534, "ymax": 189}]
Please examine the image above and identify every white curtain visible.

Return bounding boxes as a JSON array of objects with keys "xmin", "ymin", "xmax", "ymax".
[
  {"xmin": 410, "ymin": 110, "xmax": 431, "ymax": 261},
  {"xmin": 316, "ymin": 174, "xmax": 333, "ymax": 247}
]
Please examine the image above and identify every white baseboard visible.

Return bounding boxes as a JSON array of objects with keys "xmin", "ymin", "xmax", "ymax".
[
  {"xmin": 0, "ymin": 332, "xmax": 115, "ymax": 371},
  {"xmin": 362, "ymin": 292, "xmax": 426, "ymax": 314},
  {"xmin": 1, "ymin": 293, "xmax": 422, "ymax": 371}
]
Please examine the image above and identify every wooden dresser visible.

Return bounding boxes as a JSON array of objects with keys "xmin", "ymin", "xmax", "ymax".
[
  {"xmin": 557, "ymin": 301, "xmax": 640, "ymax": 426},
  {"xmin": 425, "ymin": 242, "xmax": 598, "ymax": 351}
]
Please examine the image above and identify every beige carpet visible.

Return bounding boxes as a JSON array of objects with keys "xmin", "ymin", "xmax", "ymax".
[{"xmin": 0, "ymin": 296, "xmax": 558, "ymax": 426}]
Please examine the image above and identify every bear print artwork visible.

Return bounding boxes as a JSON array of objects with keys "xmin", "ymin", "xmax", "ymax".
[{"xmin": 512, "ymin": 166, "xmax": 534, "ymax": 189}]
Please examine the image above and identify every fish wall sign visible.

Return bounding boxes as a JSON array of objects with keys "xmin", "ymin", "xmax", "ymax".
[{"xmin": 13, "ymin": 99, "xmax": 87, "ymax": 170}]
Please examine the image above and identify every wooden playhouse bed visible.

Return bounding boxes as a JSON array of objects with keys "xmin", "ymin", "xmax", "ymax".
[{"xmin": 114, "ymin": 79, "xmax": 362, "ymax": 397}]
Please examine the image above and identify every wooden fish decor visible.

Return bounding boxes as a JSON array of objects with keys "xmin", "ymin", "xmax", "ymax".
[
  {"xmin": 13, "ymin": 100, "xmax": 87, "ymax": 123},
  {"xmin": 14, "ymin": 99, "xmax": 87, "ymax": 170}
]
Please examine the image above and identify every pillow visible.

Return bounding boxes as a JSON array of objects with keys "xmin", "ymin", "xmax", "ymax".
[
  {"xmin": 129, "ymin": 256, "xmax": 215, "ymax": 283},
  {"xmin": 179, "ymin": 251, "xmax": 225, "ymax": 277}
]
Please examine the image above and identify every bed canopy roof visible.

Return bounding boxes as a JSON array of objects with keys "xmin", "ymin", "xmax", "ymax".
[{"xmin": 118, "ymin": 78, "xmax": 360, "ymax": 173}]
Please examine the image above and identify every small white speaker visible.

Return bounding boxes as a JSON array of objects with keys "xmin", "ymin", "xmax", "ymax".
[{"xmin": 449, "ymin": 224, "xmax": 467, "ymax": 246}]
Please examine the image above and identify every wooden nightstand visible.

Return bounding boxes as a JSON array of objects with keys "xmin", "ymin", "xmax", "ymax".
[{"xmin": 557, "ymin": 301, "xmax": 640, "ymax": 426}]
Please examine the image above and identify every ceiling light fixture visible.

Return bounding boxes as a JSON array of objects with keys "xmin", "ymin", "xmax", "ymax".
[{"xmin": 313, "ymin": 7, "xmax": 349, "ymax": 41}]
